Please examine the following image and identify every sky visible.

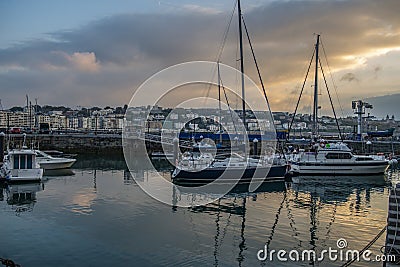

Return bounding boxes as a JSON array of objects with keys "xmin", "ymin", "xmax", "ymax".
[{"xmin": 1, "ymin": 0, "xmax": 400, "ymax": 118}]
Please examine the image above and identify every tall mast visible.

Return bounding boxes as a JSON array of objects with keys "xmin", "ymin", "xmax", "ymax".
[
  {"xmin": 217, "ymin": 62, "xmax": 222, "ymax": 144},
  {"xmin": 29, "ymin": 101, "xmax": 32, "ymax": 129},
  {"xmin": 35, "ymin": 98, "xmax": 38, "ymax": 129},
  {"xmin": 237, "ymin": 0, "xmax": 246, "ymax": 131},
  {"xmin": 312, "ymin": 34, "xmax": 320, "ymax": 137}
]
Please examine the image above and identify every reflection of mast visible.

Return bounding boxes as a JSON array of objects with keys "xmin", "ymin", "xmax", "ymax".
[
  {"xmin": 237, "ymin": 197, "xmax": 247, "ymax": 267},
  {"xmin": 0, "ymin": 185, "xmax": 4, "ymax": 201},
  {"xmin": 196, "ymin": 196, "xmax": 246, "ymax": 266},
  {"xmin": 265, "ymin": 191, "xmax": 287, "ymax": 256},
  {"xmin": 93, "ymin": 169, "xmax": 97, "ymax": 191},
  {"xmin": 172, "ymin": 185, "xmax": 178, "ymax": 212},
  {"xmin": 214, "ymin": 199, "xmax": 221, "ymax": 267},
  {"xmin": 309, "ymin": 194, "xmax": 318, "ymax": 266}
]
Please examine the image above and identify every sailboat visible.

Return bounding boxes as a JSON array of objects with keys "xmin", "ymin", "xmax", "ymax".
[
  {"xmin": 287, "ymin": 35, "xmax": 389, "ymax": 176},
  {"xmin": 172, "ymin": 0, "xmax": 288, "ymax": 186}
]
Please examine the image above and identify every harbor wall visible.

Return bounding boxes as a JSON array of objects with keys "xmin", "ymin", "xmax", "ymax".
[
  {"xmin": 344, "ymin": 140, "xmax": 400, "ymax": 155},
  {"xmin": 6, "ymin": 134, "xmax": 123, "ymax": 154},
  {"xmin": 3, "ymin": 134, "xmax": 400, "ymax": 155}
]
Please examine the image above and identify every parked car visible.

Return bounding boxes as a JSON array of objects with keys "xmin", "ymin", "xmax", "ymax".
[{"xmin": 10, "ymin": 127, "xmax": 21, "ymax": 134}]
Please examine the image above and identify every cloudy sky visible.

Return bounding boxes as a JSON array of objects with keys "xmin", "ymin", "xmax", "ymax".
[{"xmin": 1, "ymin": 0, "xmax": 399, "ymax": 118}]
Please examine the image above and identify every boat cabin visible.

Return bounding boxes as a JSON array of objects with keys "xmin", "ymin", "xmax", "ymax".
[{"xmin": 8, "ymin": 150, "xmax": 38, "ymax": 170}]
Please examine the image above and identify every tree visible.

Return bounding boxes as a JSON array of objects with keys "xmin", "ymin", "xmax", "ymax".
[
  {"xmin": 9, "ymin": 106, "xmax": 24, "ymax": 112},
  {"xmin": 78, "ymin": 108, "xmax": 89, "ymax": 116}
]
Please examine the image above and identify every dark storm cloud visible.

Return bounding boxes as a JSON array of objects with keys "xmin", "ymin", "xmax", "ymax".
[
  {"xmin": 340, "ymin": 73, "xmax": 359, "ymax": 82},
  {"xmin": 0, "ymin": 12, "xmax": 228, "ymax": 107},
  {"xmin": 1, "ymin": 0, "xmax": 399, "ymax": 108},
  {"xmin": 0, "ymin": 13, "xmax": 224, "ymax": 69},
  {"xmin": 52, "ymin": 14, "xmax": 225, "ymax": 65}
]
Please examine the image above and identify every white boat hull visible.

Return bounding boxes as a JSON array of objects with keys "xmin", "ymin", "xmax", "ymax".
[
  {"xmin": 7, "ymin": 168, "xmax": 43, "ymax": 182},
  {"xmin": 38, "ymin": 158, "xmax": 76, "ymax": 170},
  {"xmin": 290, "ymin": 161, "xmax": 389, "ymax": 175}
]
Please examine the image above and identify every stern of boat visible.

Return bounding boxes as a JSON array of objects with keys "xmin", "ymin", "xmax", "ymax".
[{"xmin": 7, "ymin": 168, "xmax": 43, "ymax": 182}]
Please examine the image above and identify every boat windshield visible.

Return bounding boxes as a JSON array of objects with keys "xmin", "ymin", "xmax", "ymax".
[{"xmin": 35, "ymin": 150, "xmax": 51, "ymax": 158}]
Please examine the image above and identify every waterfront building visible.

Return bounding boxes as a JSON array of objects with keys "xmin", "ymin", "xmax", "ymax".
[{"xmin": 0, "ymin": 111, "xmax": 31, "ymax": 128}]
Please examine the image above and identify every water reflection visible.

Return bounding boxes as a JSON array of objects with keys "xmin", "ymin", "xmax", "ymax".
[
  {"xmin": 178, "ymin": 174, "xmax": 391, "ymax": 266},
  {"xmin": 44, "ymin": 169, "xmax": 75, "ymax": 177},
  {"xmin": 124, "ymin": 169, "xmax": 144, "ymax": 183},
  {"xmin": 292, "ymin": 175, "xmax": 388, "ymax": 203},
  {"xmin": 73, "ymin": 153, "xmax": 127, "ymax": 170},
  {"xmin": 287, "ymin": 175, "xmax": 389, "ymax": 265},
  {"xmin": 191, "ymin": 196, "xmax": 248, "ymax": 266},
  {"xmin": 1, "ymin": 182, "xmax": 44, "ymax": 215},
  {"xmin": 75, "ymin": 152, "xmax": 173, "ymax": 172},
  {"xmin": 67, "ymin": 187, "xmax": 97, "ymax": 215},
  {"xmin": 56, "ymin": 154, "xmax": 400, "ymax": 267},
  {"xmin": 1, "ymin": 154, "xmax": 397, "ymax": 267},
  {"xmin": 179, "ymin": 182, "xmax": 287, "ymax": 266},
  {"xmin": 120, "ymin": 157, "xmax": 392, "ymax": 265}
]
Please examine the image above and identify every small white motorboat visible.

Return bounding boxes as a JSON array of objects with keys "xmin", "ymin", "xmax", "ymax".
[
  {"xmin": 34, "ymin": 150, "xmax": 76, "ymax": 170},
  {"xmin": 1, "ymin": 148, "xmax": 43, "ymax": 182}
]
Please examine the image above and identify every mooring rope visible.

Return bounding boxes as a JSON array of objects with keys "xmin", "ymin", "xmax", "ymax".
[{"xmin": 340, "ymin": 225, "xmax": 387, "ymax": 267}]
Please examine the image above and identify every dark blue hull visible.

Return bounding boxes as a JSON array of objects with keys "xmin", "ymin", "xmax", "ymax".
[
  {"xmin": 172, "ymin": 165, "xmax": 288, "ymax": 186},
  {"xmin": 367, "ymin": 128, "xmax": 395, "ymax": 137}
]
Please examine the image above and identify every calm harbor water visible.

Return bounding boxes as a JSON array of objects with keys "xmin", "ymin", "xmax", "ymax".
[{"xmin": 1, "ymin": 154, "xmax": 399, "ymax": 267}]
